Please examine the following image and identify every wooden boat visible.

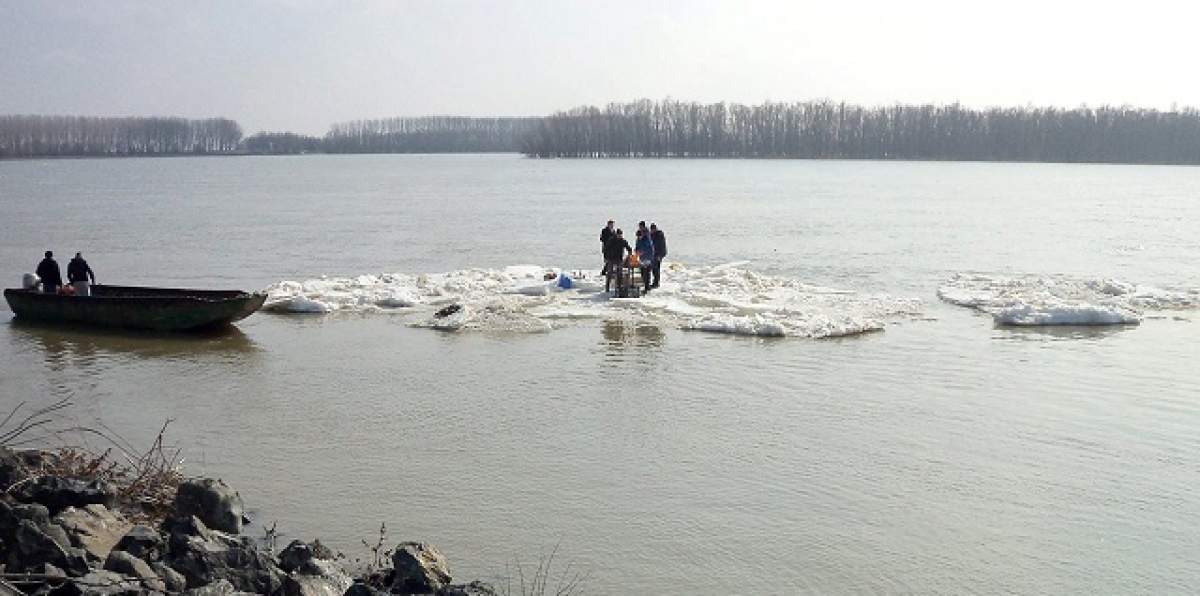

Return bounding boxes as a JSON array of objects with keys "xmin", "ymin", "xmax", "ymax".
[{"xmin": 3, "ymin": 285, "xmax": 267, "ymax": 332}]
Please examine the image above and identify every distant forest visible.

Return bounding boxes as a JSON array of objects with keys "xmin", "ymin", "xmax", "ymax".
[
  {"xmin": 5, "ymin": 101, "xmax": 1200, "ymax": 164},
  {"xmin": 322, "ymin": 117, "xmax": 538, "ymax": 153},
  {"xmin": 522, "ymin": 100, "xmax": 1200, "ymax": 164},
  {"xmin": 0, "ymin": 115, "xmax": 242, "ymax": 157}
]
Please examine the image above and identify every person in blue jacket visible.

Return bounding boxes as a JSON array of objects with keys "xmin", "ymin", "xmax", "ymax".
[{"xmin": 635, "ymin": 229, "xmax": 655, "ymax": 294}]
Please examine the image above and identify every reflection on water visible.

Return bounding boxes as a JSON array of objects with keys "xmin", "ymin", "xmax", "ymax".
[
  {"xmin": 992, "ymin": 323, "xmax": 1135, "ymax": 342},
  {"xmin": 8, "ymin": 319, "xmax": 260, "ymax": 362},
  {"xmin": 598, "ymin": 319, "xmax": 666, "ymax": 363}
]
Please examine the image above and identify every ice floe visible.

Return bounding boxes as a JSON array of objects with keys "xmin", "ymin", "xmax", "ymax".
[
  {"xmin": 264, "ymin": 262, "xmax": 922, "ymax": 338},
  {"xmin": 938, "ymin": 273, "xmax": 1200, "ymax": 326}
]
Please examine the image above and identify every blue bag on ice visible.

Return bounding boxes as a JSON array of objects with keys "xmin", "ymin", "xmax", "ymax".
[{"xmin": 557, "ymin": 273, "xmax": 573, "ymax": 289}]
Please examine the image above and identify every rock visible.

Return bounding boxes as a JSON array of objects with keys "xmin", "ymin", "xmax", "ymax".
[
  {"xmin": 53, "ymin": 504, "xmax": 132, "ymax": 562},
  {"xmin": 183, "ymin": 578, "xmax": 247, "ymax": 595},
  {"xmin": 0, "ymin": 446, "xmax": 46, "ymax": 489},
  {"xmin": 43, "ymin": 562, "xmax": 69, "ymax": 578},
  {"xmin": 114, "ymin": 524, "xmax": 164, "ymax": 562},
  {"xmin": 343, "ymin": 583, "xmax": 388, "ymax": 596},
  {"xmin": 16, "ymin": 476, "xmax": 116, "ymax": 514},
  {"xmin": 164, "ymin": 524, "xmax": 284, "ymax": 593},
  {"xmin": 434, "ymin": 304, "xmax": 463, "ymax": 318},
  {"xmin": 283, "ymin": 559, "xmax": 353, "ymax": 596},
  {"xmin": 390, "ymin": 542, "xmax": 451, "ymax": 594},
  {"xmin": 441, "ymin": 581, "xmax": 499, "ymax": 596},
  {"xmin": 278, "ymin": 539, "xmax": 335, "ymax": 573},
  {"xmin": 47, "ymin": 569, "xmax": 142, "ymax": 595},
  {"xmin": 173, "ymin": 478, "xmax": 244, "ymax": 534},
  {"xmin": 152, "ymin": 561, "xmax": 187, "ymax": 593},
  {"xmin": 162, "ymin": 514, "xmax": 215, "ymax": 543},
  {"xmin": 278, "ymin": 539, "xmax": 316, "ymax": 573},
  {"xmin": 13, "ymin": 519, "xmax": 74, "ymax": 570},
  {"xmin": 1, "ymin": 501, "xmax": 52, "ymax": 530},
  {"xmin": 104, "ymin": 549, "xmax": 165, "ymax": 592}
]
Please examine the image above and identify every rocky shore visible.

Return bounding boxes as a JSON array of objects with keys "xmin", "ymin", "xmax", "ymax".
[{"xmin": 1, "ymin": 447, "xmax": 494, "ymax": 595}]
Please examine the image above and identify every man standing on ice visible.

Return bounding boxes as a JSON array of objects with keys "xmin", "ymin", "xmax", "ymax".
[
  {"xmin": 600, "ymin": 219, "xmax": 615, "ymax": 276},
  {"xmin": 650, "ymin": 223, "xmax": 667, "ymax": 288}
]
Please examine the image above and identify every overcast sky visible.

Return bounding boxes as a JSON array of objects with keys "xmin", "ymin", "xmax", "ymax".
[{"xmin": 2, "ymin": 0, "xmax": 1197, "ymax": 135}]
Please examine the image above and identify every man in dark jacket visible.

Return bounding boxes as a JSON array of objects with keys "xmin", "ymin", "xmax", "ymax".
[
  {"xmin": 603, "ymin": 229, "xmax": 632, "ymax": 292},
  {"xmin": 67, "ymin": 252, "xmax": 96, "ymax": 296},
  {"xmin": 36, "ymin": 251, "xmax": 63, "ymax": 294},
  {"xmin": 650, "ymin": 223, "xmax": 668, "ymax": 288},
  {"xmin": 599, "ymin": 220, "xmax": 615, "ymax": 275}
]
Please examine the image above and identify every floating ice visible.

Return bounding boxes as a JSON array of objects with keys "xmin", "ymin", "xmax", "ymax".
[
  {"xmin": 264, "ymin": 262, "xmax": 923, "ymax": 338},
  {"xmin": 938, "ymin": 273, "xmax": 1200, "ymax": 326},
  {"xmin": 993, "ymin": 304, "xmax": 1141, "ymax": 326}
]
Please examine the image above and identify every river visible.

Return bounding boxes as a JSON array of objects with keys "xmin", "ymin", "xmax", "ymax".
[{"xmin": 2, "ymin": 154, "xmax": 1199, "ymax": 593}]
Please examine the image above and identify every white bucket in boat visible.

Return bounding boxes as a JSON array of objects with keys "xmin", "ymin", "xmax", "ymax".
[{"xmin": 22, "ymin": 273, "xmax": 40, "ymax": 290}]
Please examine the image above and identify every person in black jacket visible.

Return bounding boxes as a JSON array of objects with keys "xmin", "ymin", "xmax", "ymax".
[
  {"xmin": 599, "ymin": 220, "xmax": 615, "ymax": 275},
  {"xmin": 67, "ymin": 252, "xmax": 96, "ymax": 296},
  {"xmin": 649, "ymin": 223, "xmax": 668, "ymax": 288},
  {"xmin": 603, "ymin": 229, "xmax": 632, "ymax": 292},
  {"xmin": 35, "ymin": 251, "xmax": 63, "ymax": 294}
]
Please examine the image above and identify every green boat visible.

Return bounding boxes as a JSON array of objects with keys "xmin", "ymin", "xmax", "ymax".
[{"xmin": 3, "ymin": 285, "xmax": 267, "ymax": 332}]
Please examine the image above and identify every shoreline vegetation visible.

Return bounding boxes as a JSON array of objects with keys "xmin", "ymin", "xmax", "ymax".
[
  {"xmin": 2, "ymin": 99, "xmax": 1200, "ymax": 165},
  {"xmin": 0, "ymin": 400, "xmax": 585, "ymax": 595}
]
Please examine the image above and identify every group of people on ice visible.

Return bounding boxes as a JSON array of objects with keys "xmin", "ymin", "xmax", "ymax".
[{"xmin": 600, "ymin": 220, "xmax": 667, "ymax": 295}]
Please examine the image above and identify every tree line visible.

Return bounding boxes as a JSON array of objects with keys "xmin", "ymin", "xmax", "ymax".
[
  {"xmin": 0, "ymin": 115, "xmax": 242, "ymax": 157},
  {"xmin": 241, "ymin": 117, "xmax": 538, "ymax": 154},
  {"xmin": 8, "ymin": 103, "xmax": 1200, "ymax": 164},
  {"xmin": 321, "ymin": 116, "xmax": 538, "ymax": 153},
  {"xmin": 520, "ymin": 99, "xmax": 1200, "ymax": 164}
]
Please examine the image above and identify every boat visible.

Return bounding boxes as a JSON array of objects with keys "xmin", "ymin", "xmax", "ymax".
[{"xmin": 3, "ymin": 284, "xmax": 267, "ymax": 332}]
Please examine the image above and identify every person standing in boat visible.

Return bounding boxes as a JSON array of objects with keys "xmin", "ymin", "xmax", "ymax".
[
  {"xmin": 600, "ymin": 220, "xmax": 616, "ymax": 276},
  {"xmin": 650, "ymin": 223, "xmax": 667, "ymax": 289},
  {"xmin": 67, "ymin": 252, "xmax": 96, "ymax": 297},
  {"xmin": 635, "ymin": 228, "xmax": 656, "ymax": 294},
  {"xmin": 603, "ymin": 228, "xmax": 632, "ymax": 293},
  {"xmin": 35, "ymin": 251, "xmax": 63, "ymax": 294}
]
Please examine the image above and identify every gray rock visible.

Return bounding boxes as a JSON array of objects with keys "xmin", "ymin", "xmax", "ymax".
[
  {"xmin": 16, "ymin": 476, "xmax": 116, "ymax": 514},
  {"xmin": 182, "ymin": 578, "xmax": 253, "ymax": 595},
  {"xmin": 53, "ymin": 504, "xmax": 132, "ymax": 562},
  {"xmin": 13, "ymin": 519, "xmax": 73, "ymax": 569},
  {"xmin": 47, "ymin": 569, "xmax": 141, "ymax": 595},
  {"xmin": 278, "ymin": 539, "xmax": 316, "ymax": 573},
  {"xmin": 114, "ymin": 524, "xmax": 164, "ymax": 562},
  {"xmin": 43, "ymin": 562, "xmax": 69, "ymax": 578},
  {"xmin": 0, "ymin": 503, "xmax": 93, "ymax": 576},
  {"xmin": 441, "ymin": 581, "xmax": 499, "ymax": 596},
  {"xmin": 162, "ymin": 514, "xmax": 215, "ymax": 543},
  {"xmin": 20, "ymin": 502, "xmax": 54, "ymax": 525},
  {"xmin": 152, "ymin": 561, "xmax": 188, "ymax": 593},
  {"xmin": 0, "ymin": 446, "xmax": 46, "ymax": 489},
  {"xmin": 279, "ymin": 539, "xmax": 335, "ymax": 573},
  {"xmin": 105, "ymin": 549, "xmax": 166, "ymax": 592},
  {"xmin": 164, "ymin": 526, "xmax": 284, "ymax": 593},
  {"xmin": 342, "ymin": 583, "xmax": 387, "ymax": 596},
  {"xmin": 390, "ymin": 542, "xmax": 451, "ymax": 594},
  {"xmin": 174, "ymin": 478, "xmax": 244, "ymax": 534},
  {"xmin": 282, "ymin": 559, "xmax": 353, "ymax": 596}
]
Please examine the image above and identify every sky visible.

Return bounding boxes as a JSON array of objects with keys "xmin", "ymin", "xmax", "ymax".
[{"xmin": 2, "ymin": 0, "xmax": 1198, "ymax": 135}]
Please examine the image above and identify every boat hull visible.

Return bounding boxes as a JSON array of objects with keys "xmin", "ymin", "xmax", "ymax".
[{"xmin": 3, "ymin": 285, "xmax": 267, "ymax": 332}]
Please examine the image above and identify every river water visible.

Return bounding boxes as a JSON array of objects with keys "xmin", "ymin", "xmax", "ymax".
[{"xmin": 2, "ymin": 155, "xmax": 1199, "ymax": 593}]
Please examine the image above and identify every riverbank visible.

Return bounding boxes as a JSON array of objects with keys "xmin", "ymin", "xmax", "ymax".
[{"xmin": 0, "ymin": 446, "xmax": 496, "ymax": 595}]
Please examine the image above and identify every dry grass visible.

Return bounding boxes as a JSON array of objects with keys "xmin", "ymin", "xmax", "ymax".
[
  {"xmin": 504, "ymin": 542, "xmax": 589, "ymax": 596},
  {"xmin": 2, "ymin": 399, "xmax": 185, "ymax": 523}
]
